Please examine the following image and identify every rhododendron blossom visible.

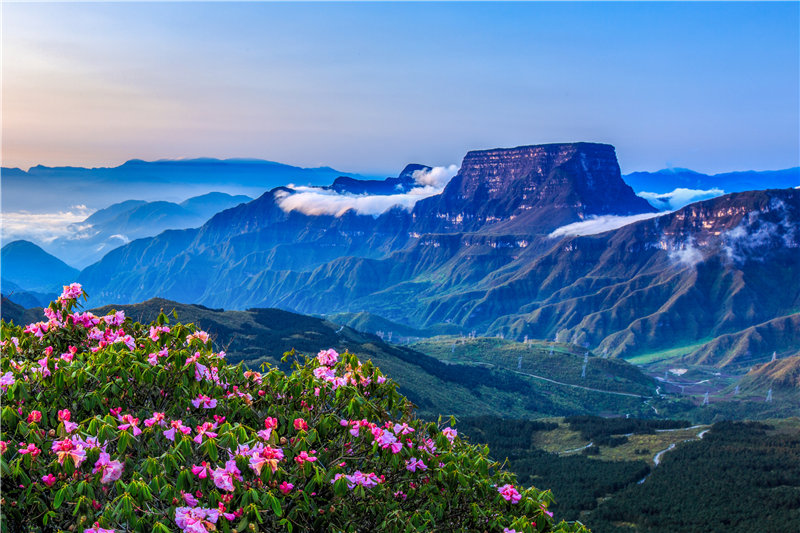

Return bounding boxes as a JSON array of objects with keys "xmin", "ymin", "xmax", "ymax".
[
  {"xmin": 93, "ymin": 452, "xmax": 124, "ymax": 484},
  {"xmin": 279, "ymin": 481, "xmax": 294, "ymax": 495},
  {"xmin": 212, "ymin": 460, "xmax": 242, "ymax": 492},
  {"xmin": 248, "ymin": 444, "xmax": 284, "ymax": 475},
  {"xmin": 0, "ymin": 371, "xmax": 15, "ymax": 390},
  {"xmin": 84, "ymin": 522, "xmax": 115, "ymax": 533},
  {"xmin": 191, "ymin": 394, "xmax": 217, "ymax": 409},
  {"xmin": 175, "ymin": 506, "xmax": 219, "ymax": 533},
  {"xmin": 498, "ymin": 484, "xmax": 522, "ymax": 504}
]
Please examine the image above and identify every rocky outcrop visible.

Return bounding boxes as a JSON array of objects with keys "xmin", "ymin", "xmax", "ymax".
[
  {"xmin": 330, "ymin": 164, "xmax": 431, "ymax": 195},
  {"xmin": 411, "ymin": 143, "xmax": 655, "ymax": 234}
]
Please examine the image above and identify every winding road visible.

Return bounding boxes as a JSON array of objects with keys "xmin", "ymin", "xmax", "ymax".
[
  {"xmin": 451, "ymin": 359, "xmax": 653, "ymax": 398},
  {"xmin": 637, "ymin": 425, "xmax": 711, "ymax": 484}
]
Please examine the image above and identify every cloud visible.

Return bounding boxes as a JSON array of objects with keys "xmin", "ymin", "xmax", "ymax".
[
  {"xmin": 668, "ymin": 238, "xmax": 704, "ymax": 266},
  {"xmin": 412, "ymin": 165, "xmax": 458, "ymax": 188},
  {"xmin": 1, "ymin": 208, "xmax": 94, "ymax": 244},
  {"xmin": 638, "ymin": 188, "xmax": 725, "ymax": 211},
  {"xmin": 277, "ymin": 165, "xmax": 458, "ymax": 217},
  {"xmin": 722, "ymin": 197, "xmax": 799, "ymax": 263},
  {"xmin": 549, "ymin": 212, "xmax": 668, "ymax": 238}
]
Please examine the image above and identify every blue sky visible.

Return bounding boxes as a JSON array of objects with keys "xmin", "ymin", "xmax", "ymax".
[{"xmin": 3, "ymin": 1, "xmax": 798, "ymax": 175}]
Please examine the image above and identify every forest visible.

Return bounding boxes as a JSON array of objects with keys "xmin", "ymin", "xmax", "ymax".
[{"xmin": 460, "ymin": 417, "xmax": 800, "ymax": 532}]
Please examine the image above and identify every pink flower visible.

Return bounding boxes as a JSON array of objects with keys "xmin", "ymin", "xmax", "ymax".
[
  {"xmin": 191, "ymin": 395, "xmax": 217, "ymax": 409},
  {"xmin": 393, "ymin": 422, "xmax": 414, "ymax": 435},
  {"xmin": 497, "ymin": 484, "xmax": 521, "ymax": 504},
  {"xmin": 117, "ymin": 414, "xmax": 141, "ymax": 436},
  {"xmin": 59, "ymin": 283, "xmax": 83, "ymax": 301},
  {"xmin": 0, "ymin": 441, "xmax": 7, "ymax": 454},
  {"xmin": 186, "ymin": 331, "xmax": 210, "ymax": 344},
  {"xmin": 279, "ymin": 481, "xmax": 294, "ymax": 495},
  {"xmin": 175, "ymin": 506, "xmax": 219, "ymax": 533},
  {"xmin": 144, "ymin": 412, "xmax": 166, "ymax": 428},
  {"xmin": 442, "ymin": 427, "xmax": 457, "ymax": 443},
  {"xmin": 293, "ymin": 418, "xmax": 308, "ymax": 432},
  {"xmin": 103, "ymin": 310, "xmax": 126, "ymax": 327},
  {"xmin": 41, "ymin": 473, "xmax": 57, "ymax": 487},
  {"xmin": 405, "ymin": 457, "xmax": 427, "ymax": 472},
  {"xmin": 58, "ymin": 409, "xmax": 71, "ymax": 421},
  {"xmin": 19, "ymin": 442, "xmax": 41, "ymax": 458},
  {"xmin": 33, "ymin": 357, "xmax": 51, "ymax": 377},
  {"xmin": 60, "ymin": 346, "xmax": 78, "ymax": 362},
  {"xmin": 316, "ymin": 348, "xmax": 339, "ymax": 366},
  {"xmin": 93, "ymin": 452, "xmax": 124, "ymax": 484},
  {"xmin": 51, "ymin": 439, "xmax": 84, "ymax": 467},
  {"xmin": 248, "ymin": 445, "xmax": 284, "ymax": 475},
  {"xmin": 182, "ymin": 491, "xmax": 198, "ymax": 507},
  {"xmin": 0, "ymin": 371, "xmax": 15, "ymax": 391},
  {"xmin": 377, "ymin": 375, "xmax": 387, "ymax": 384},
  {"xmin": 212, "ymin": 460, "xmax": 241, "ymax": 492},
  {"xmin": 294, "ymin": 450, "xmax": 317, "ymax": 464},
  {"xmin": 193, "ymin": 422, "xmax": 218, "ymax": 444},
  {"xmin": 84, "ymin": 522, "xmax": 115, "ymax": 533},
  {"xmin": 164, "ymin": 420, "xmax": 192, "ymax": 441},
  {"xmin": 27, "ymin": 410, "xmax": 42, "ymax": 424},
  {"xmin": 191, "ymin": 462, "xmax": 213, "ymax": 479}
]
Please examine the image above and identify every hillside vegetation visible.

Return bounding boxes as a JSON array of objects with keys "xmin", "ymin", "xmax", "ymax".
[{"xmin": 0, "ymin": 285, "xmax": 587, "ymax": 532}]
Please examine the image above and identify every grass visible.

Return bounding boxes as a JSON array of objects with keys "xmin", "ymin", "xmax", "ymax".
[{"xmin": 624, "ymin": 339, "xmax": 713, "ymax": 366}]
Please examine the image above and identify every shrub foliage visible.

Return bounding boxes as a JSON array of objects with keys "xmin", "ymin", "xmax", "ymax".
[{"xmin": 0, "ymin": 285, "xmax": 587, "ymax": 533}]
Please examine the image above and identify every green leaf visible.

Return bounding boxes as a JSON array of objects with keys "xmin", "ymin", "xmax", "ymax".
[
  {"xmin": 53, "ymin": 486, "xmax": 68, "ymax": 509},
  {"xmin": 267, "ymin": 492, "xmax": 283, "ymax": 517}
]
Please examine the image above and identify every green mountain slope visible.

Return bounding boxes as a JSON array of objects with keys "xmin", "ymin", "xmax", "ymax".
[{"xmin": 2, "ymin": 297, "xmax": 660, "ymax": 420}]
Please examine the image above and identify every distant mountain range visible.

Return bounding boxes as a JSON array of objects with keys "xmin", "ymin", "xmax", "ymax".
[
  {"xmin": 3, "ymin": 143, "xmax": 798, "ymax": 371},
  {"xmin": 624, "ymin": 167, "xmax": 800, "ymax": 195},
  {"xmin": 1, "ymin": 158, "xmax": 361, "ymax": 212},
  {"xmin": 42, "ymin": 191, "xmax": 252, "ymax": 268}
]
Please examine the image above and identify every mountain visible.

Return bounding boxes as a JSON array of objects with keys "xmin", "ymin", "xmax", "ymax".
[
  {"xmin": 1, "ymin": 158, "xmax": 362, "ymax": 212},
  {"xmin": 74, "ymin": 143, "xmax": 798, "ymax": 370},
  {"xmin": 330, "ymin": 164, "xmax": 430, "ymax": 195},
  {"xmin": 738, "ymin": 354, "xmax": 800, "ymax": 391},
  {"xmin": 78, "ymin": 142, "xmax": 655, "ymax": 304},
  {"xmin": 1, "ymin": 240, "xmax": 79, "ymax": 292},
  {"xmin": 411, "ymin": 143, "xmax": 656, "ymax": 234},
  {"xmin": 625, "ymin": 167, "xmax": 799, "ymax": 195},
  {"xmin": 481, "ymin": 189, "xmax": 800, "ymax": 364},
  {"xmin": 40, "ymin": 192, "xmax": 252, "ymax": 268}
]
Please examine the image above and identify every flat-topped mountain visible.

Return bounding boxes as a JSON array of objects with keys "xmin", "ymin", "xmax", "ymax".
[{"xmin": 412, "ymin": 143, "xmax": 655, "ymax": 234}]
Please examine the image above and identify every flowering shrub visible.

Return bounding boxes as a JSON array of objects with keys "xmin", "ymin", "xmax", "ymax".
[{"xmin": 0, "ymin": 284, "xmax": 588, "ymax": 533}]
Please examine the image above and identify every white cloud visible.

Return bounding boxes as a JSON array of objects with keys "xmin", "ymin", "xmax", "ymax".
[
  {"xmin": 1, "ymin": 208, "xmax": 94, "ymax": 244},
  {"xmin": 277, "ymin": 165, "xmax": 458, "ymax": 217},
  {"xmin": 668, "ymin": 239, "xmax": 704, "ymax": 266},
  {"xmin": 412, "ymin": 165, "xmax": 458, "ymax": 188},
  {"xmin": 638, "ymin": 188, "xmax": 725, "ymax": 211},
  {"xmin": 549, "ymin": 212, "xmax": 668, "ymax": 238}
]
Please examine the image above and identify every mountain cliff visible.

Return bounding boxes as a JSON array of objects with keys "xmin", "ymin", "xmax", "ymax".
[{"xmin": 411, "ymin": 143, "xmax": 655, "ymax": 234}]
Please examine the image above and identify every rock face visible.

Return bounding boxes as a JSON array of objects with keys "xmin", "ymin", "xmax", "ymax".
[
  {"xmin": 412, "ymin": 143, "xmax": 655, "ymax": 233},
  {"xmin": 331, "ymin": 164, "xmax": 431, "ymax": 195}
]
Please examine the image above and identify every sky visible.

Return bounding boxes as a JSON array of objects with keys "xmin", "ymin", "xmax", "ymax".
[{"xmin": 2, "ymin": 1, "xmax": 799, "ymax": 175}]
